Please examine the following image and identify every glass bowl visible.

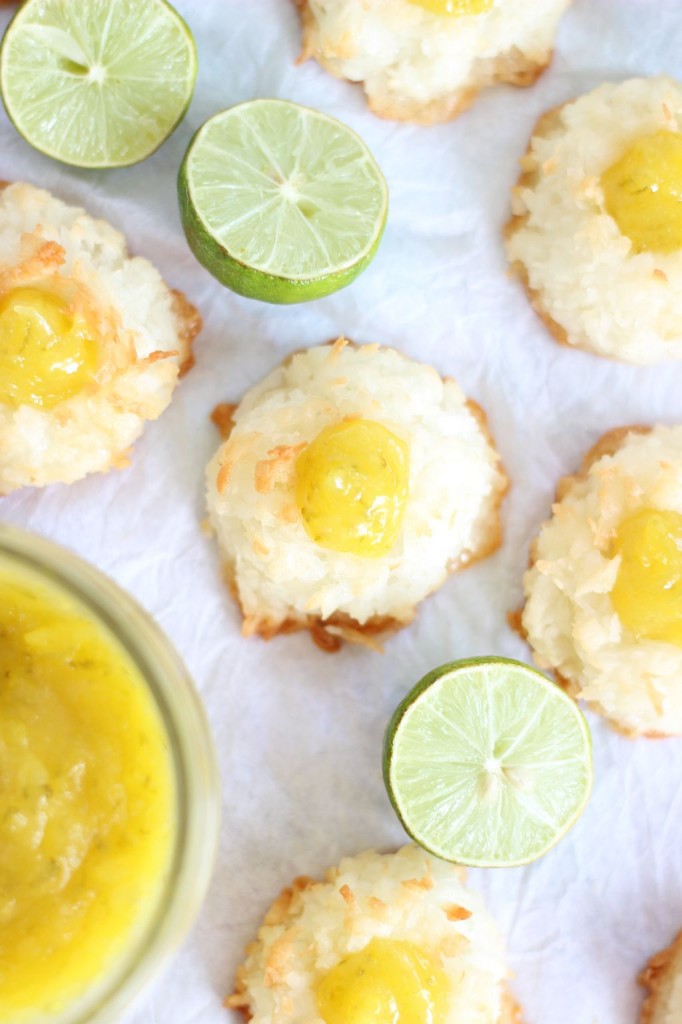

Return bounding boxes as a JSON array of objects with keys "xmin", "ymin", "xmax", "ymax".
[{"xmin": 0, "ymin": 523, "xmax": 221, "ymax": 1024}]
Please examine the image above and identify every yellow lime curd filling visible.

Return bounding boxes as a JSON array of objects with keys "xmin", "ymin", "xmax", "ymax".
[
  {"xmin": 610, "ymin": 508, "xmax": 682, "ymax": 646},
  {"xmin": 601, "ymin": 130, "xmax": 682, "ymax": 254},
  {"xmin": 408, "ymin": 0, "xmax": 493, "ymax": 15},
  {"xmin": 0, "ymin": 564, "xmax": 175, "ymax": 1020},
  {"xmin": 294, "ymin": 418, "xmax": 410, "ymax": 558},
  {"xmin": 317, "ymin": 938, "xmax": 450, "ymax": 1024},
  {"xmin": 0, "ymin": 285, "xmax": 98, "ymax": 409}
]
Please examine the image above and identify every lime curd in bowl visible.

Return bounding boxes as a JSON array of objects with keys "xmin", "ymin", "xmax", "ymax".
[{"xmin": 0, "ymin": 525, "xmax": 220, "ymax": 1023}]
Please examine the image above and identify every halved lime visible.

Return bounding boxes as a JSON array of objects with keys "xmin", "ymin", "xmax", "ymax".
[
  {"xmin": 383, "ymin": 658, "xmax": 592, "ymax": 867},
  {"xmin": 0, "ymin": 0, "xmax": 197, "ymax": 168},
  {"xmin": 178, "ymin": 99, "xmax": 388, "ymax": 304}
]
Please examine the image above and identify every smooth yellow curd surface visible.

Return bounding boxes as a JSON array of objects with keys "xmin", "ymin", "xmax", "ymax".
[
  {"xmin": 611, "ymin": 508, "xmax": 682, "ymax": 646},
  {"xmin": 408, "ymin": 0, "xmax": 493, "ymax": 15},
  {"xmin": 316, "ymin": 938, "xmax": 450, "ymax": 1024},
  {"xmin": 294, "ymin": 418, "xmax": 410, "ymax": 558},
  {"xmin": 601, "ymin": 131, "xmax": 682, "ymax": 254},
  {"xmin": 0, "ymin": 564, "xmax": 175, "ymax": 1019},
  {"xmin": 0, "ymin": 286, "xmax": 98, "ymax": 409}
]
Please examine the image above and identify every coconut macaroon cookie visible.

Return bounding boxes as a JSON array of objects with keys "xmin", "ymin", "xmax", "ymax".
[
  {"xmin": 206, "ymin": 340, "xmax": 508, "ymax": 651},
  {"xmin": 295, "ymin": 0, "xmax": 570, "ymax": 125},
  {"xmin": 521, "ymin": 425, "xmax": 682, "ymax": 738},
  {"xmin": 228, "ymin": 845, "xmax": 520, "ymax": 1024},
  {"xmin": 639, "ymin": 931, "xmax": 682, "ymax": 1024},
  {"xmin": 0, "ymin": 182, "xmax": 201, "ymax": 493},
  {"xmin": 506, "ymin": 77, "xmax": 682, "ymax": 364}
]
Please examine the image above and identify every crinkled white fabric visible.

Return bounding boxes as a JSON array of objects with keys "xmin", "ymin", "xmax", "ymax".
[{"xmin": 0, "ymin": 3, "xmax": 680, "ymax": 1024}]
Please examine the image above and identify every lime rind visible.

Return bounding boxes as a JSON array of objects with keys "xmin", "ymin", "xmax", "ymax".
[
  {"xmin": 383, "ymin": 657, "xmax": 593, "ymax": 868},
  {"xmin": 178, "ymin": 99, "xmax": 388, "ymax": 304},
  {"xmin": 0, "ymin": 0, "xmax": 197, "ymax": 169}
]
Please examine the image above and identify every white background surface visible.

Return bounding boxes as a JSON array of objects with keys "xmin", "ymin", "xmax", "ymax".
[{"xmin": 1, "ymin": 1, "xmax": 681, "ymax": 1022}]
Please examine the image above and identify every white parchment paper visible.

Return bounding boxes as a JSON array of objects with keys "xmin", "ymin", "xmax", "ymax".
[{"xmin": 1, "ymin": 1, "xmax": 681, "ymax": 1021}]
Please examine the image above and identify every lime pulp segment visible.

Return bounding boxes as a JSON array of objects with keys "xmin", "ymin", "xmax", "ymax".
[
  {"xmin": 0, "ymin": 0, "xmax": 197, "ymax": 168},
  {"xmin": 178, "ymin": 99, "xmax": 388, "ymax": 303},
  {"xmin": 384, "ymin": 658, "xmax": 593, "ymax": 867}
]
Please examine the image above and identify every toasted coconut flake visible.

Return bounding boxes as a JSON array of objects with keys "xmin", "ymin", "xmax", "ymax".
[
  {"xmin": 211, "ymin": 402, "xmax": 238, "ymax": 440},
  {"xmin": 339, "ymin": 884, "xmax": 356, "ymax": 909},
  {"xmin": 402, "ymin": 874, "xmax": 434, "ymax": 893},
  {"xmin": 639, "ymin": 930, "xmax": 682, "ymax": 1024},
  {"xmin": 328, "ymin": 335, "xmax": 348, "ymax": 359},
  {"xmin": 264, "ymin": 928, "xmax": 297, "ymax": 988},
  {"xmin": 254, "ymin": 443, "xmax": 307, "ymax": 495},
  {"xmin": 0, "ymin": 238, "xmax": 66, "ymax": 291},
  {"xmin": 169, "ymin": 288, "xmax": 201, "ymax": 376},
  {"xmin": 446, "ymin": 904, "xmax": 474, "ymax": 922}
]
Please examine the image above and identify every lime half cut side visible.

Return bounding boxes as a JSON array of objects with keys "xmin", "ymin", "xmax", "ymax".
[
  {"xmin": 0, "ymin": 0, "xmax": 197, "ymax": 168},
  {"xmin": 384, "ymin": 658, "xmax": 593, "ymax": 867},
  {"xmin": 178, "ymin": 99, "xmax": 388, "ymax": 304}
]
